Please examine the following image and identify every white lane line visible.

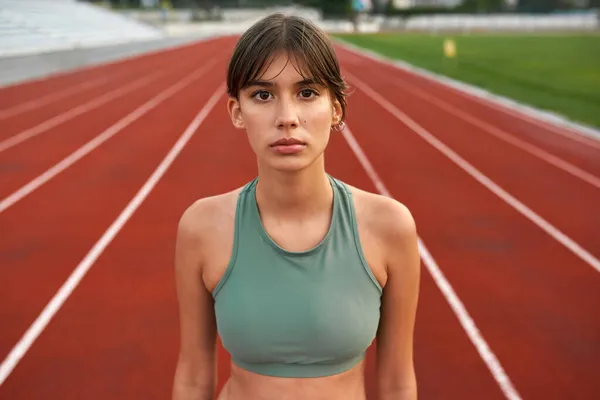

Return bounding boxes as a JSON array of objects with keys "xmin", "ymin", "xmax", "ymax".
[
  {"xmin": 0, "ymin": 35, "xmax": 221, "ymax": 121},
  {"xmin": 385, "ymin": 76, "xmax": 600, "ymax": 190},
  {"xmin": 345, "ymin": 71, "xmax": 600, "ymax": 275},
  {"xmin": 0, "ymin": 83, "xmax": 225, "ymax": 386},
  {"xmin": 341, "ymin": 124, "xmax": 522, "ymax": 400},
  {"xmin": 0, "ymin": 70, "xmax": 167, "ymax": 153},
  {"xmin": 0, "ymin": 77, "xmax": 111, "ymax": 121},
  {"xmin": 0, "ymin": 58, "xmax": 219, "ymax": 214}
]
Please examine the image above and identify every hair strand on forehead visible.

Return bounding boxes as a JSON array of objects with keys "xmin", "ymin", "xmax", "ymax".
[{"xmin": 226, "ymin": 13, "xmax": 349, "ymax": 123}]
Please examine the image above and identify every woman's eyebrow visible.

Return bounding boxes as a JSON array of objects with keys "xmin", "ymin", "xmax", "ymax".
[{"xmin": 245, "ymin": 78, "xmax": 318, "ymax": 88}]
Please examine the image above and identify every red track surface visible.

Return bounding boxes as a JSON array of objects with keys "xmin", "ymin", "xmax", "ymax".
[{"xmin": 1, "ymin": 36, "xmax": 599, "ymax": 400}]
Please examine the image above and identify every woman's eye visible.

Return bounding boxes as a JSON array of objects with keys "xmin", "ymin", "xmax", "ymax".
[
  {"xmin": 300, "ymin": 89, "xmax": 316, "ymax": 98},
  {"xmin": 253, "ymin": 91, "xmax": 272, "ymax": 101}
]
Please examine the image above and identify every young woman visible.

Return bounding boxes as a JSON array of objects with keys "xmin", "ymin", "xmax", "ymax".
[{"xmin": 172, "ymin": 13, "xmax": 421, "ymax": 400}]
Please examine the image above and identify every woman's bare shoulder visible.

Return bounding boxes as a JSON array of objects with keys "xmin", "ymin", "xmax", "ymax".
[
  {"xmin": 344, "ymin": 183, "xmax": 418, "ymax": 285},
  {"xmin": 345, "ymin": 183, "xmax": 417, "ymax": 243},
  {"xmin": 176, "ymin": 186, "xmax": 244, "ymax": 273},
  {"xmin": 179, "ymin": 188, "xmax": 242, "ymax": 234}
]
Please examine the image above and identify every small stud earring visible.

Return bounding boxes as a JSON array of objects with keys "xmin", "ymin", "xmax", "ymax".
[{"xmin": 333, "ymin": 121, "xmax": 345, "ymax": 131}]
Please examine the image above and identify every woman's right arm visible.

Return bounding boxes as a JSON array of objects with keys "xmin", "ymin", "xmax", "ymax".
[{"xmin": 172, "ymin": 204, "xmax": 218, "ymax": 400}]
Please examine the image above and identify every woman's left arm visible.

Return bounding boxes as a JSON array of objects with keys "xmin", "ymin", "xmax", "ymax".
[{"xmin": 375, "ymin": 201, "xmax": 421, "ymax": 400}]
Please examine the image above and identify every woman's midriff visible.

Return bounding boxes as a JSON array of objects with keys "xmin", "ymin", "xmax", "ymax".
[{"xmin": 216, "ymin": 359, "xmax": 368, "ymax": 400}]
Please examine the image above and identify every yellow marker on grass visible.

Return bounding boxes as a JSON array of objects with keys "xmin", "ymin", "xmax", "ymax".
[{"xmin": 443, "ymin": 38, "xmax": 456, "ymax": 58}]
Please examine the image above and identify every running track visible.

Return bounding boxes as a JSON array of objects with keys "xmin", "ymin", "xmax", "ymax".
[{"xmin": 1, "ymin": 35, "xmax": 599, "ymax": 400}]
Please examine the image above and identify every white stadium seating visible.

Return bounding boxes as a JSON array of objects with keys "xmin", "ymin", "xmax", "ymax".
[{"xmin": 0, "ymin": 0, "xmax": 165, "ymax": 57}]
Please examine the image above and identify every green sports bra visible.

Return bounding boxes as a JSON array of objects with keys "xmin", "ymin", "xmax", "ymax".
[{"xmin": 212, "ymin": 175, "xmax": 383, "ymax": 378}]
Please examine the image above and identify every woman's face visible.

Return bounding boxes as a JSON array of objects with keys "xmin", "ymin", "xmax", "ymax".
[{"xmin": 227, "ymin": 51, "xmax": 343, "ymax": 173}]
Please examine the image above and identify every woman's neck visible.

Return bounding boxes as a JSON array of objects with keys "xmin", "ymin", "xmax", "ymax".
[{"xmin": 255, "ymin": 157, "xmax": 332, "ymax": 219}]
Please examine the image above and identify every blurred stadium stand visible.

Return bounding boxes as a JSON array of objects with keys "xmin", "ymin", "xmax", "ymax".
[
  {"xmin": 0, "ymin": 0, "xmax": 165, "ymax": 57},
  {"xmin": 377, "ymin": 11, "xmax": 599, "ymax": 31}
]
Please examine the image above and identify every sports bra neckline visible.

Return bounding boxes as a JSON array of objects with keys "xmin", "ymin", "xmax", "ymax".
[{"xmin": 249, "ymin": 174, "xmax": 339, "ymax": 257}]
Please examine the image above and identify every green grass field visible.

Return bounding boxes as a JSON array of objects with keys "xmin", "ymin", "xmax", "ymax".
[{"xmin": 333, "ymin": 32, "xmax": 600, "ymax": 129}]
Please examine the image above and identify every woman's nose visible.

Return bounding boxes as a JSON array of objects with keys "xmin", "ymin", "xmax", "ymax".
[{"xmin": 275, "ymin": 99, "xmax": 299, "ymax": 129}]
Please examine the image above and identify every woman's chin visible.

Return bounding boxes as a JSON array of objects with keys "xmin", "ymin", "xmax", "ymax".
[{"xmin": 263, "ymin": 155, "xmax": 316, "ymax": 174}]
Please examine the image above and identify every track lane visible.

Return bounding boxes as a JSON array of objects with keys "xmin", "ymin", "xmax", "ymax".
[
  {"xmin": 341, "ymin": 65, "xmax": 600, "ymax": 265},
  {"xmin": 382, "ymin": 74, "xmax": 600, "ymax": 189},
  {"xmin": 0, "ymin": 70, "xmax": 167, "ymax": 148},
  {"xmin": 0, "ymin": 76, "xmax": 113, "ymax": 122},
  {"xmin": 0, "ymin": 45, "xmax": 225, "ymax": 201},
  {"xmin": 0, "ymin": 37, "xmax": 223, "ymax": 109},
  {"xmin": 340, "ymin": 68, "xmax": 600, "ymax": 398},
  {"xmin": 335, "ymin": 44, "xmax": 600, "ymax": 176},
  {"xmin": 0, "ymin": 42, "xmax": 210, "ymax": 141},
  {"xmin": 0, "ymin": 40, "xmax": 225, "ymax": 122},
  {"xmin": 0, "ymin": 79, "xmax": 232, "ymax": 399},
  {"xmin": 0, "ymin": 49, "xmax": 232, "ymax": 375}
]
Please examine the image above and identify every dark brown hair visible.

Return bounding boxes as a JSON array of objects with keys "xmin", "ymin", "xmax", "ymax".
[{"xmin": 226, "ymin": 13, "xmax": 349, "ymax": 123}]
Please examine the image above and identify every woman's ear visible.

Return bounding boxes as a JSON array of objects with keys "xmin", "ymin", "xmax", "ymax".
[
  {"xmin": 227, "ymin": 97, "xmax": 245, "ymax": 129},
  {"xmin": 331, "ymin": 99, "xmax": 343, "ymax": 128}
]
